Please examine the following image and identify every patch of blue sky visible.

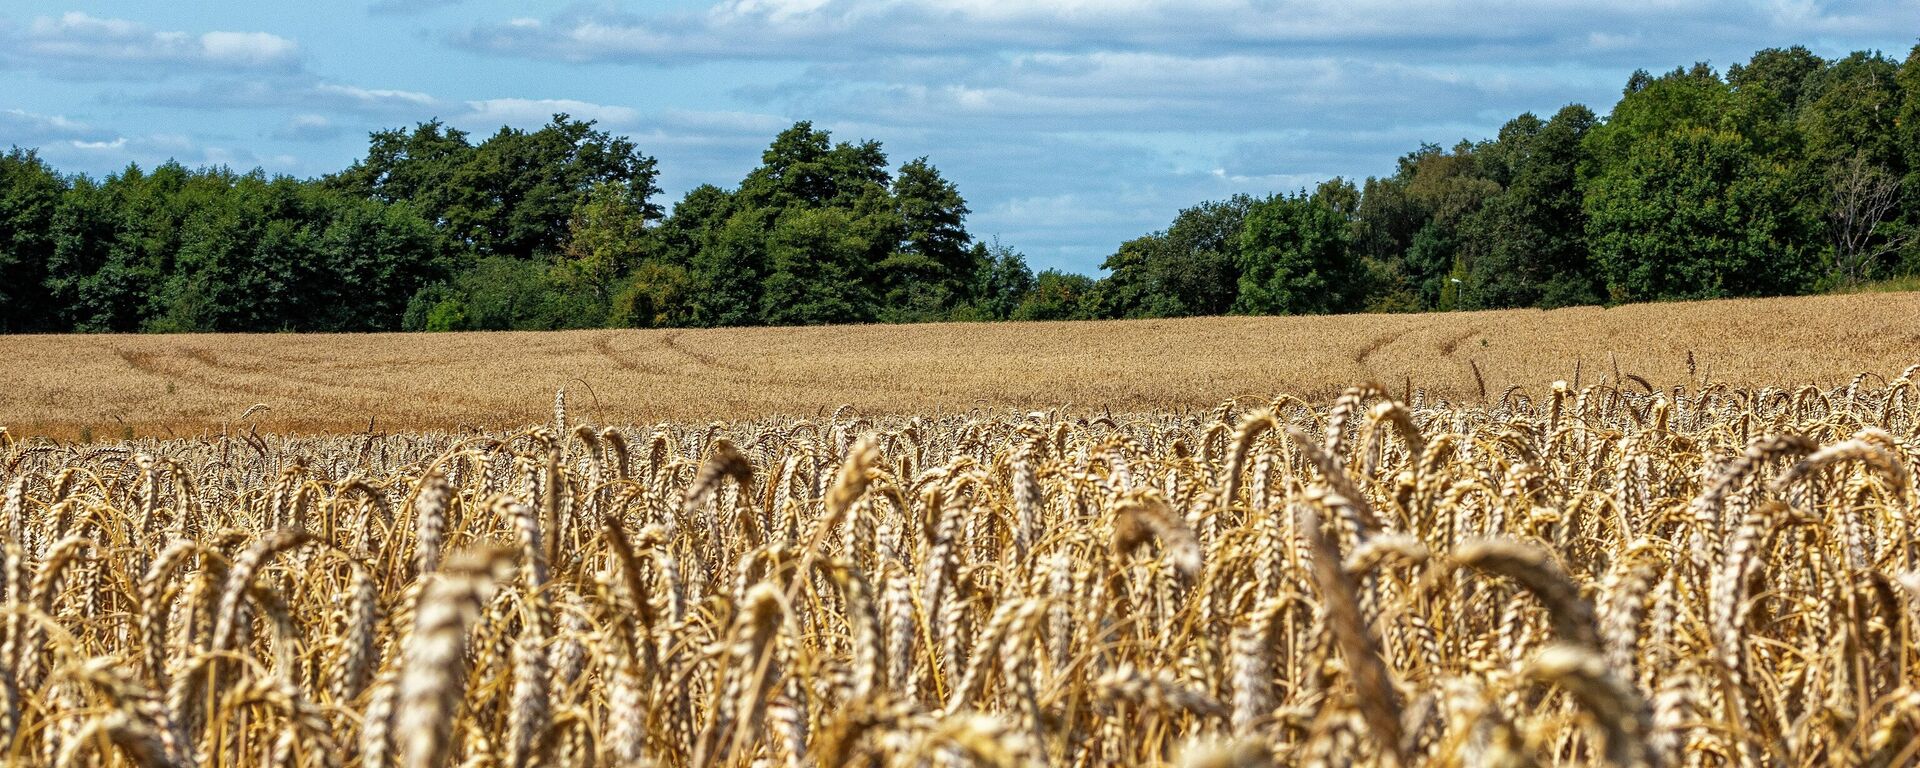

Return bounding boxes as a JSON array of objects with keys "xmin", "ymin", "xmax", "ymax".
[{"xmin": 1, "ymin": 1, "xmax": 1912, "ymax": 273}]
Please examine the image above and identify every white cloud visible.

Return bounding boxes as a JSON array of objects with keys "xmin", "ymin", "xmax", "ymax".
[
  {"xmin": 757, "ymin": 52, "xmax": 1597, "ymax": 137},
  {"xmin": 141, "ymin": 134, "xmax": 198, "ymax": 152},
  {"xmin": 137, "ymin": 78, "xmax": 439, "ymax": 114},
  {"xmin": 657, "ymin": 109, "xmax": 793, "ymax": 135},
  {"xmin": 314, "ymin": 83, "xmax": 437, "ymax": 108},
  {"xmin": 273, "ymin": 113, "xmax": 346, "ymax": 141},
  {"xmin": 7, "ymin": 0, "xmax": 1917, "ymax": 273},
  {"xmin": 199, "ymin": 31, "xmax": 301, "ymax": 66},
  {"xmin": 367, "ymin": 0, "xmax": 469, "ymax": 15},
  {"xmin": 0, "ymin": 108, "xmax": 312, "ymax": 178},
  {"xmin": 460, "ymin": 98, "xmax": 642, "ymax": 128},
  {"xmin": 2, "ymin": 108, "xmax": 92, "ymax": 135},
  {"xmin": 5, "ymin": 13, "xmax": 301, "ymax": 77},
  {"xmin": 0, "ymin": 108, "xmax": 118, "ymax": 146},
  {"xmin": 448, "ymin": 0, "xmax": 1917, "ymax": 69}
]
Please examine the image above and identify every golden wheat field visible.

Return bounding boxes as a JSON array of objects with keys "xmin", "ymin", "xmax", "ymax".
[
  {"xmin": 3, "ymin": 356, "xmax": 1920, "ymax": 766},
  {"xmin": 5, "ymin": 291, "xmax": 1920, "ymax": 441}
]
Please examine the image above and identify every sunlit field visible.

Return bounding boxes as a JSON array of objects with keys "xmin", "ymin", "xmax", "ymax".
[
  {"xmin": 4, "ymin": 325, "xmax": 1919, "ymax": 764},
  {"xmin": 5, "ymin": 291, "xmax": 1920, "ymax": 442}
]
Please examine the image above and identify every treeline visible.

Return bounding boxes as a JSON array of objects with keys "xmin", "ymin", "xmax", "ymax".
[
  {"xmin": 1056, "ymin": 44, "xmax": 1920, "ymax": 319},
  {"xmin": 1, "ymin": 43, "xmax": 1916, "ymax": 333},
  {"xmin": 0, "ymin": 118, "xmax": 1047, "ymax": 332}
]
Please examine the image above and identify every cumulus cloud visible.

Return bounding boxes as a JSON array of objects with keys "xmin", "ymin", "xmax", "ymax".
[
  {"xmin": 6, "ymin": 1, "xmax": 1916, "ymax": 271},
  {"xmin": 272, "ymin": 114, "xmax": 346, "ymax": 141},
  {"xmin": 458, "ymin": 98, "xmax": 643, "ymax": 129},
  {"xmin": 761, "ymin": 53, "xmax": 1597, "ymax": 135},
  {"xmin": 429, "ymin": 0, "xmax": 1920, "ymax": 270},
  {"xmin": 446, "ymin": 0, "xmax": 1912, "ymax": 66},
  {"xmin": 68, "ymin": 138, "xmax": 130, "ymax": 151},
  {"xmin": 0, "ymin": 112, "xmax": 283, "ymax": 177},
  {"xmin": 197, "ymin": 31, "xmax": 301, "ymax": 66},
  {"xmin": 0, "ymin": 108, "xmax": 119, "ymax": 148},
  {"xmin": 315, "ymin": 83, "xmax": 436, "ymax": 108},
  {"xmin": 4, "ymin": 12, "xmax": 302, "ymax": 77},
  {"xmin": 138, "ymin": 78, "xmax": 438, "ymax": 115},
  {"xmin": 367, "ymin": 0, "xmax": 469, "ymax": 15}
]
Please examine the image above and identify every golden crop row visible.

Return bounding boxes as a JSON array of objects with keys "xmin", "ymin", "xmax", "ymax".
[{"xmin": 0, "ymin": 372, "xmax": 1917, "ymax": 766}]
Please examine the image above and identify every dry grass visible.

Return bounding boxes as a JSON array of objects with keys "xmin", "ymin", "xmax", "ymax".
[
  {"xmin": 3, "ymin": 362, "xmax": 1920, "ymax": 766},
  {"xmin": 4, "ymin": 291, "xmax": 1920, "ymax": 440}
]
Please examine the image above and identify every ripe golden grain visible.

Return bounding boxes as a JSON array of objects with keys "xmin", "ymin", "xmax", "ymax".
[
  {"xmin": 0, "ymin": 366, "xmax": 1916, "ymax": 765},
  {"xmin": 7, "ymin": 291, "xmax": 1920, "ymax": 441}
]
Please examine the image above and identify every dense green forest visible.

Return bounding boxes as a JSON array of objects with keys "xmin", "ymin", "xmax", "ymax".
[{"xmin": 1, "ymin": 44, "xmax": 1917, "ymax": 333}]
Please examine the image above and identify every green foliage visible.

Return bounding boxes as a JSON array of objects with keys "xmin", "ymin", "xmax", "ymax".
[
  {"xmin": 760, "ymin": 205, "xmax": 884, "ymax": 326},
  {"xmin": 7, "ymin": 42, "xmax": 1920, "ymax": 336},
  {"xmin": 318, "ymin": 197, "xmax": 447, "ymax": 330},
  {"xmin": 47, "ymin": 164, "xmax": 203, "ymax": 332},
  {"xmin": 418, "ymin": 256, "xmax": 600, "ymax": 331},
  {"xmin": 681, "ymin": 208, "xmax": 769, "ymax": 327},
  {"xmin": 655, "ymin": 184, "xmax": 734, "ymax": 269},
  {"xmin": 608, "ymin": 262, "xmax": 691, "ymax": 328},
  {"xmin": 955, "ymin": 242, "xmax": 1036, "ymax": 321},
  {"xmin": 1013, "ymin": 269, "xmax": 1096, "ymax": 321},
  {"xmin": 555, "ymin": 181, "xmax": 655, "ymax": 317},
  {"xmin": 446, "ymin": 116, "xmax": 659, "ymax": 260},
  {"xmin": 140, "ymin": 173, "xmax": 445, "ymax": 332},
  {"xmin": 1457, "ymin": 106, "xmax": 1600, "ymax": 309},
  {"xmin": 1360, "ymin": 257, "xmax": 1423, "ymax": 313},
  {"xmin": 423, "ymin": 296, "xmax": 468, "ymax": 332},
  {"xmin": 1902, "ymin": 46, "xmax": 1920, "ymax": 176},
  {"xmin": 1585, "ymin": 125, "xmax": 1819, "ymax": 300},
  {"xmin": 0, "ymin": 148, "xmax": 65, "ymax": 331},
  {"xmin": 1231, "ymin": 192, "xmax": 1363, "ymax": 316},
  {"xmin": 1797, "ymin": 52, "xmax": 1905, "ymax": 172},
  {"xmin": 677, "ymin": 122, "xmax": 984, "ymax": 326},
  {"xmin": 328, "ymin": 115, "xmax": 659, "ymax": 262},
  {"xmin": 738, "ymin": 122, "xmax": 888, "ymax": 211},
  {"xmin": 1586, "ymin": 62, "xmax": 1733, "ymax": 171},
  {"xmin": 1898, "ymin": 47, "xmax": 1920, "ymax": 273},
  {"xmin": 326, "ymin": 119, "xmax": 473, "ymax": 211},
  {"xmin": 891, "ymin": 158, "xmax": 973, "ymax": 301},
  {"xmin": 1344, "ymin": 141, "xmax": 1500, "ymax": 312},
  {"xmin": 1090, "ymin": 196, "xmax": 1249, "ymax": 319}
]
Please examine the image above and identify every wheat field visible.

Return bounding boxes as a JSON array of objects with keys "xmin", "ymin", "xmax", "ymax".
[
  {"xmin": 5, "ymin": 291, "xmax": 1920, "ymax": 441},
  {"xmin": 3, "ymin": 359, "xmax": 1919, "ymax": 766}
]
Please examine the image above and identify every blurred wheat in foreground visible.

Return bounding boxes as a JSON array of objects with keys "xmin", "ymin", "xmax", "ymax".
[{"xmin": 3, "ymin": 372, "xmax": 1920, "ymax": 768}]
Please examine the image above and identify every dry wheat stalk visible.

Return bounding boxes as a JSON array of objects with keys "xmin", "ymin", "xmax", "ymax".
[{"xmin": 0, "ymin": 369, "xmax": 1910, "ymax": 766}]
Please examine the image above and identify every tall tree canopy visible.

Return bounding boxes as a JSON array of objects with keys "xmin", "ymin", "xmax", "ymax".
[
  {"xmin": 0, "ymin": 149, "xmax": 63, "ymax": 332},
  {"xmin": 4, "ymin": 43, "xmax": 1919, "ymax": 334},
  {"xmin": 1231, "ymin": 189, "xmax": 1365, "ymax": 316}
]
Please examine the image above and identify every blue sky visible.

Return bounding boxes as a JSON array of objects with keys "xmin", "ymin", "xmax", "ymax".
[{"xmin": 1, "ymin": 2, "xmax": 1914, "ymax": 273}]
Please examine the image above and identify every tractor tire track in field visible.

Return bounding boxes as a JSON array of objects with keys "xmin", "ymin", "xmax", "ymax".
[
  {"xmin": 658, "ymin": 331, "xmax": 754, "ymax": 375},
  {"xmin": 594, "ymin": 330, "xmax": 756, "ymax": 378},
  {"xmin": 119, "ymin": 349, "xmax": 284, "ymax": 401},
  {"xmin": 1352, "ymin": 327, "xmax": 1410, "ymax": 366},
  {"xmin": 119, "ymin": 346, "xmax": 494, "ymax": 410},
  {"xmin": 592, "ymin": 332, "xmax": 643, "ymax": 372},
  {"xmin": 594, "ymin": 331, "xmax": 759, "ymax": 384},
  {"xmin": 183, "ymin": 348, "xmax": 445, "ymax": 404},
  {"xmin": 1436, "ymin": 327, "xmax": 1482, "ymax": 355},
  {"xmin": 593, "ymin": 330, "xmax": 951, "ymax": 400}
]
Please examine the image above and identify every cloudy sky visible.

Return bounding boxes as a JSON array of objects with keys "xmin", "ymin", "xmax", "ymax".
[{"xmin": 1, "ymin": 2, "xmax": 1913, "ymax": 272}]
